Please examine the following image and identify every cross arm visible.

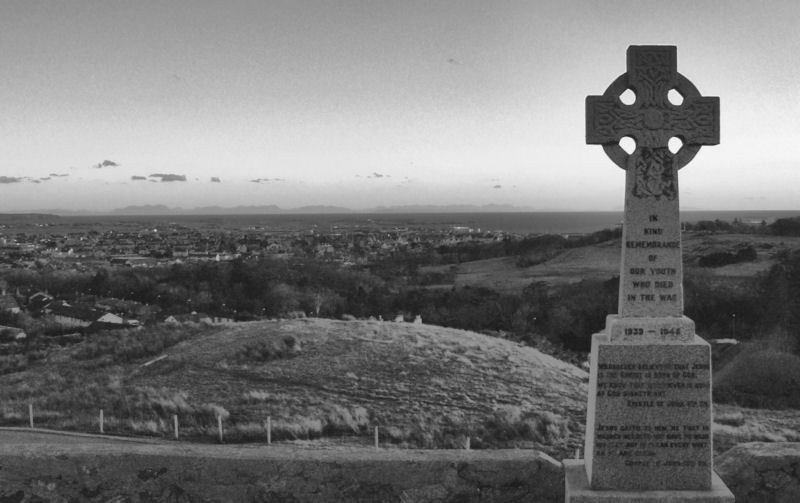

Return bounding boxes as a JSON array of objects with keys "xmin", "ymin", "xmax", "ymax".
[
  {"xmin": 663, "ymin": 97, "xmax": 720, "ymax": 146},
  {"xmin": 586, "ymin": 96, "xmax": 639, "ymax": 145},
  {"xmin": 587, "ymin": 95, "xmax": 719, "ymax": 147}
]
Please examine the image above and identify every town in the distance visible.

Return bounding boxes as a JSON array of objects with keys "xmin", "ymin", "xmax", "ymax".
[
  {"xmin": 1, "ymin": 211, "xmax": 799, "ymax": 354},
  {"xmin": 0, "ymin": 212, "xmax": 518, "ymax": 336}
]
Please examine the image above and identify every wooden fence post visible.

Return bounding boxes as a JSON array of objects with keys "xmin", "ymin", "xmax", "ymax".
[
  {"xmin": 217, "ymin": 415, "xmax": 223, "ymax": 443},
  {"xmin": 267, "ymin": 416, "xmax": 271, "ymax": 445},
  {"xmin": 99, "ymin": 409, "xmax": 104, "ymax": 434},
  {"xmin": 173, "ymin": 414, "xmax": 179, "ymax": 440},
  {"xmin": 374, "ymin": 426, "xmax": 379, "ymax": 450},
  {"xmin": 28, "ymin": 404, "xmax": 33, "ymax": 428}
]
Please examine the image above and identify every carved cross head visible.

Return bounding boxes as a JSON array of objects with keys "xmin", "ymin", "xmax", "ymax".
[{"xmin": 586, "ymin": 46, "xmax": 720, "ymax": 171}]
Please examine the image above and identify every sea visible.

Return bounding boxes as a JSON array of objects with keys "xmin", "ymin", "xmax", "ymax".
[{"xmin": 66, "ymin": 210, "xmax": 800, "ymax": 236}]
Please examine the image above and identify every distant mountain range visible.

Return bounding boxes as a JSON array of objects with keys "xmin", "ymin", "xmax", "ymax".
[{"xmin": 22, "ymin": 203, "xmax": 537, "ymax": 217}]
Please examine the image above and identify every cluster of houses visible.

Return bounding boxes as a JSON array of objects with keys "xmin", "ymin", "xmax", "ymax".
[
  {"xmin": 1, "ymin": 219, "xmax": 508, "ymax": 272},
  {"xmin": 0, "ymin": 217, "xmax": 504, "ymax": 342},
  {"xmin": 0, "ymin": 288, "xmax": 136, "ymax": 340},
  {"xmin": 0, "ymin": 286, "xmax": 235, "ymax": 342}
]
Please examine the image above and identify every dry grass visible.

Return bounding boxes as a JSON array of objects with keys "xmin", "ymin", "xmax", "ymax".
[
  {"xmin": 713, "ymin": 345, "xmax": 800, "ymax": 409},
  {"xmin": 713, "ymin": 403, "xmax": 800, "ymax": 454},
  {"xmin": 3, "ymin": 318, "xmax": 794, "ymax": 457},
  {"xmin": 0, "ymin": 319, "xmax": 588, "ymax": 457}
]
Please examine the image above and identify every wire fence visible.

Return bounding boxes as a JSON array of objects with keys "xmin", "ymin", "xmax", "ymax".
[{"xmin": 3, "ymin": 403, "xmax": 480, "ymax": 450}]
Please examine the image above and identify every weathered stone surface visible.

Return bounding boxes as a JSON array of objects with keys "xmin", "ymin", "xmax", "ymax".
[
  {"xmin": 573, "ymin": 44, "xmax": 728, "ymax": 501},
  {"xmin": 565, "ymin": 460, "xmax": 733, "ymax": 502},
  {"xmin": 606, "ymin": 314, "xmax": 695, "ymax": 343},
  {"xmin": 586, "ymin": 45, "xmax": 719, "ymax": 320},
  {"xmin": 716, "ymin": 442, "xmax": 800, "ymax": 503},
  {"xmin": 584, "ymin": 332, "xmax": 713, "ymax": 490},
  {"xmin": 0, "ymin": 432, "xmax": 564, "ymax": 502},
  {"xmin": 617, "ymin": 156, "xmax": 686, "ymax": 319}
]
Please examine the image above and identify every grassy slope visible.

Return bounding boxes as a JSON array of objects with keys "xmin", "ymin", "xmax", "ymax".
[
  {"xmin": 416, "ymin": 232, "xmax": 800, "ymax": 454},
  {"xmin": 421, "ymin": 233, "xmax": 800, "ymax": 294},
  {"xmin": 3, "ymin": 233, "xmax": 799, "ymax": 457},
  {"xmin": 0, "ymin": 319, "xmax": 588, "ymax": 458},
  {"xmin": 2, "ymin": 318, "xmax": 797, "ymax": 458}
]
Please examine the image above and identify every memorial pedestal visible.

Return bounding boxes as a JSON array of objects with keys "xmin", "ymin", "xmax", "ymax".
[
  {"xmin": 586, "ymin": 324, "xmax": 712, "ymax": 490},
  {"xmin": 564, "ymin": 460, "xmax": 734, "ymax": 503},
  {"xmin": 564, "ymin": 319, "xmax": 734, "ymax": 502}
]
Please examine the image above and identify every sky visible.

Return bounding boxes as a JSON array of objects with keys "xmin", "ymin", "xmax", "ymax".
[{"xmin": 0, "ymin": 0, "xmax": 798, "ymax": 212}]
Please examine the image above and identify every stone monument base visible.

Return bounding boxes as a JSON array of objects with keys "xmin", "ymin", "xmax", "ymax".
[
  {"xmin": 564, "ymin": 460, "xmax": 734, "ymax": 503},
  {"xmin": 584, "ymin": 329, "xmax": 715, "ymax": 490}
]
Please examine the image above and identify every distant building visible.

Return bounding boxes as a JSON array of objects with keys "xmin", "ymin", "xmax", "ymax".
[
  {"xmin": 96, "ymin": 312, "xmax": 125, "ymax": 325},
  {"xmin": 164, "ymin": 311, "xmax": 215, "ymax": 325},
  {"xmin": 49, "ymin": 305, "xmax": 105, "ymax": 328},
  {"xmin": 109, "ymin": 255, "xmax": 158, "ymax": 267},
  {"xmin": 28, "ymin": 291, "xmax": 54, "ymax": 312}
]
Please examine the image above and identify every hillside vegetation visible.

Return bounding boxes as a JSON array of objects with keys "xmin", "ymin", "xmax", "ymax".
[
  {"xmin": 2, "ymin": 217, "xmax": 799, "ymax": 457},
  {"xmin": 3, "ymin": 318, "xmax": 799, "ymax": 458},
  {"xmin": 0, "ymin": 319, "xmax": 588, "ymax": 458}
]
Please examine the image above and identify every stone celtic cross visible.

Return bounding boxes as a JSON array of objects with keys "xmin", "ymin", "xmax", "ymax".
[
  {"xmin": 586, "ymin": 45, "xmax": 719, "ymax": 322},
  {"xmin": 568, "ymin": 46, "xmax": 733, "ymax": 500}
]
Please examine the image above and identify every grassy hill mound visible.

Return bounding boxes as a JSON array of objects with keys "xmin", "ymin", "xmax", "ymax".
[{"xmin": 0, "ymin": 319, "xmax": 588, "ymax": 458}]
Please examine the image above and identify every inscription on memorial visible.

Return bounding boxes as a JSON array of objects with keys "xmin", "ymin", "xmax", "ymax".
[
  {"xmin": 621, "ymin": 210, "xmax": 683, "ymax": 313},
  {"xmin": 594, "ymin": 362, "xmax": 711, "ymax": 464},
  {"xmin": 588, "ymin": 343, "xmax": 712, "ymax": 489}
]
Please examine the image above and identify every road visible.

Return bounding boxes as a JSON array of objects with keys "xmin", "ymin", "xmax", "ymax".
[{"xmin": 0, "ymin": 428, "xmax": 161, "ymax": 445}]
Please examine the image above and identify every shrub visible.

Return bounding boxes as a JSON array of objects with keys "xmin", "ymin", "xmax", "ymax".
[
  {"xmin": 477, "ymin": 405, "xmax": 570, "ymax": 448},
  {"xmin": 714, "ymin": 347, "xmax": 800, "ymax": 409},
  {"xmin": 322, "ymin": 405, "xmax": 370, "ymax": 435},
  {"xmin": 698, "ymin": 246, "xmax": 757, "ymax": 267},
  {"xmin": 714, "ymin": 410, "xmax": 745, "ymax": 427},
  {"xmin": 0, "ymin": 354, "xmax": 28, "ymax": 375},
  {"xmin": 770, "ymin": 216, "xmax": 800, "ymax": 236},
  {"xmin": 236, "ymin": 336, "xmax": 301, "ymax": 362},
  {"xmin": 242, "ymin": 390, "xmax": 271, "ymax": 403},
  {"xmin": 272, "ymin": 417, "xmax": 323, "ymax": 439}
]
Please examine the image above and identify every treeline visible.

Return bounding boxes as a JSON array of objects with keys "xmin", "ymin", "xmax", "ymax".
[
  {"xmin": 433, "ymin": 227, "xmax": 622, "ymax": 265},
  {"xmin": 685, "ymin": 216, "xmax": 800, "ymax": 236},
  {"xmin": 10, "ymin": 248, "xmax": 797, "ymax": 353},
  {"xmin": 687, "ymin": 249, "xmax": 800, "ymax": 345},
  {"xmin": 697, "ymin": 246, "xmax": 757, "ymax": 268},
  {"xmin": 3, "ymin": 225, "xmax": 800, "ymax": 356}
]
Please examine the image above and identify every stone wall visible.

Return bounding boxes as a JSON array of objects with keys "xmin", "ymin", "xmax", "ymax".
[
  {"xmin": 0, "ymin": 432, "xmax": 563, "ymax": 502},
  {"xmin": 716, "ymin": 442, "xmax": 800, "ymax": 503},
  {"xmin": 1, "ymin": 432, "xmax": 798, "ymax": 502}
]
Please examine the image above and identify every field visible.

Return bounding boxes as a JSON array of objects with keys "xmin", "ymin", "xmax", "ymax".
[{"xmin": 420, "ymin": 232, "xmax": 800, "ymax": 294}]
